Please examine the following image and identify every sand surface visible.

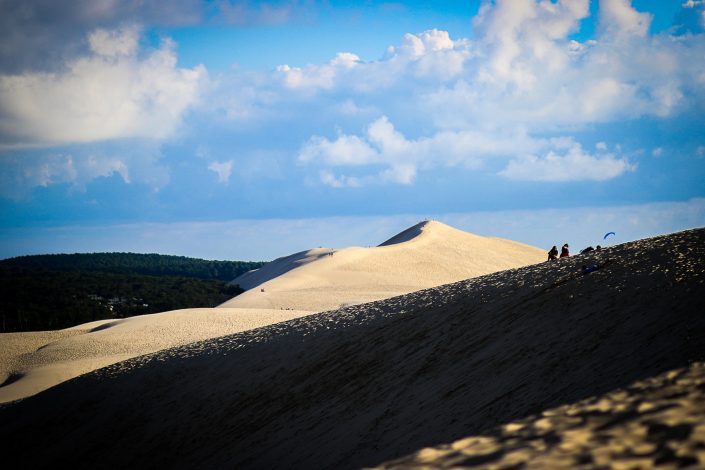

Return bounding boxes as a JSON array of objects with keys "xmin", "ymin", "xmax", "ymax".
[
  {"xmin": 1, "ymin": 227, "xmax": 703, "ymax": 469},
  {"xmin": 222, "ymin": 220, "xmax": 545, "ymax": 311},
  {"xmin": 376, "ymin": 362, "xmax": 705, "ymax": 469},
  {"xmin": 0, "ymin": 308, "xmax": 311, "ymax": 403},
  {"xmin": 0, "ymin": 220, "xmax": 542, "ymax": 403}
]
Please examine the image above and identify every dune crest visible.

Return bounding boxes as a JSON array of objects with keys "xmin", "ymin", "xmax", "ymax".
[{"xmin": 221, "ymin": 220, "xmax": 545, "ymax": 311}]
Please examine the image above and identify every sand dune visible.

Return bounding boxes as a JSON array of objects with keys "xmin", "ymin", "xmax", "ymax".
[
  {"xmin": 0, "ymin": 221, "xmax": 542, "ymax": 404},
  {"xmin": 221, "ymin": 220, "xmax": 545, "ymax": 311},
  {"xmin": 1, "ymin": 227, "xmax": 703, "ymax": 468},
  {"xmin": 0, "ymin": 308, "xmax": 312, "ymax": 403}
]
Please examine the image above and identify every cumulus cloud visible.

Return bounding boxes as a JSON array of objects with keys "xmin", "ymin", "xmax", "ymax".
[
  {"xmin": 283, "ymin": 0, "xmax": 705, "ymax": 187},
  {"xmin": 4, "ymin": 0, "xmax": 705, "ymax": 196},
  {"xmin": 299, "ymin": 116, "xmax": 590, "ymax": 186},
  {"xmin": 276, "ymin": 52, "xmax": 361, "ymax": 91},
  {"xmin": 208, "ymin": 160, "xmax": 234, "ymax": 184},
  {"xmin": 472, "ymin": 0, "xmax": 590, "ymax": 89},
  {"xmin": 274, "ymin": 29, "xmax": 471, "ymax": 95},
  {"xmin": 500, "ymin": 144, "xmax": 635, "ymax": 182},
  {"xmin": 300, "ymin": 114, "xmax": 635, "ymax": 186},
  {"xmin": 0, "ymin": 27, "xmax": 206, "ymax": 147},
  {"xmin": 598, "ymin": 0, "xmax": 652, "ymax": 38}
]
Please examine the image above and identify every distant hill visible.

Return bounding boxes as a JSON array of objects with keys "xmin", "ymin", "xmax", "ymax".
[
  {"xmin": 0, "ymin": 252, "xmax": 264, "ymax": 281},
  {"xmin": 0, "ymin": 253, "xmax": 265, "ymax": 332}
]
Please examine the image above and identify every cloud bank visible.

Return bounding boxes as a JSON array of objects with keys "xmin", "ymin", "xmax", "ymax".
[
  {"xmin": 0, "ymin": 27, "xmax": 205, "ymax": 147},
  {"xmin": 271, "ymin": 0, "xmax": 704, "ymax": 186},
  {"xmin": 1, "ymin": 0, "xmax": 704, "ymax": 200}
]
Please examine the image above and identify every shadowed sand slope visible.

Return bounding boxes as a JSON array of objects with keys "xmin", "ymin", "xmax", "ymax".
[
  {"xmin": 376, "ymin": 362, "xmax": 705, "ymax": 469},
  {"xmin": 221, "ymin": 220, "xmax": 545, "ymax": 311},
  {"xmin": 1, "ymin": 228, "xmax": 704, "ymax": 469}
]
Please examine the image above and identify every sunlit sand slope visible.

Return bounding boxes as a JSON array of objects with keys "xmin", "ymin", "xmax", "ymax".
[
  {"xmin": 0, "ymin": 307, "xmax": 312, "ymax": 403},
  {"xmin": 221, "ymin": 220, "xmax": 546, "ymax": 311}
]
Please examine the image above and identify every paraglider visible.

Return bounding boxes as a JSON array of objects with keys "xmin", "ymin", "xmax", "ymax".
[{"xmin": 603, "ymin": 231, "xmax": 616, "ymax": 240}]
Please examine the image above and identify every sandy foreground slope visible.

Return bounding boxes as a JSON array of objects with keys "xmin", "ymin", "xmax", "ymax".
[
  {"xmin": 376, "ymin": 362, "xmax": 705, "ymax": 469},
  {"xmin": 221, "ymin": 220, "xmax": 545, "ymax": 311},
  {"xmin": 0, "ymin": 227, "xmax": 703, "ymax": 469},
  {"xmin": 0, "ymin": 220, "xmax": 543, "ymax": 403},
  {"xmin": 0, "ymin": 308, "xmax": 312, "ymax": 403}
]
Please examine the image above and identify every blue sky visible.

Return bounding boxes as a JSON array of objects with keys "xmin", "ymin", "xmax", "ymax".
[{"xmin": 1, "ymin": 0, "xmax": 704, "ymax": 261}]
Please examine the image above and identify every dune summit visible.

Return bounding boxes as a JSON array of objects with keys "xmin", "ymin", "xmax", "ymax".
[
  {"xmin": 221, "ymin": 220, "xmax": 546, "ymax": 311},
  {"xmin": 0, "ymin": 220, "xmax": 542, "ymax": 404},
  {"xmin": 1, "ymin": 227, "xmax": 703, "ymax": 468}
]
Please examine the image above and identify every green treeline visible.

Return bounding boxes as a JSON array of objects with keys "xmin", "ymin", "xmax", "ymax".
[
  {"xmin": 0, "ymin": 253, "xmax": 266, "ymax": 332},
  {"xmin": 1, "ymin": 252, "xmax": 264, "ymax": 281}
]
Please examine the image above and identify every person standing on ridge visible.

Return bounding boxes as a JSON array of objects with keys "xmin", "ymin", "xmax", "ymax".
[
  {"xmin": 560, "ymin": 243, "xmax": 570, "ymax": 258},
  {"xmin": 548, "ymin": 246, "xmax": 559, "ymax": 261}
]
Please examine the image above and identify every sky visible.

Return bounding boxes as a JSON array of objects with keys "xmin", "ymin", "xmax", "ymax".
[{"xmin": 1, "ymin": 0, "xmax": 704, "ymax": 261}]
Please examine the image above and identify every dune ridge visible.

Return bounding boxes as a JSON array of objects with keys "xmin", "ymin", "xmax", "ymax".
[
  {"xmin": 1, "ymin": 227, "xmax": 703, "ymax": 469},
  {"xmin": 221, "ymin": 220, "xmax": 546, "ymax": 311},
  {"xmin": 0, "ymin": 221, "xmax": 543, "ymax": 403}
]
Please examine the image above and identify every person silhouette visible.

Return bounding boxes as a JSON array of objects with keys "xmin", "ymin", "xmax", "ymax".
[{"xmin": 548, "ymin": 246, "xmax": 559, "ymax": 261}]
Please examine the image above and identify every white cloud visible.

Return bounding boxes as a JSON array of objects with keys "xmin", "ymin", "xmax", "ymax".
[
  {"xmin": 299, "ymin": 116, "xmax": 628, "ymax": 187},
  {"xmin": 274, "ymin": 30, "xmax": 471, "ymax": 94},
  {"xmin": 598, "ymin": 0, "xmax": 652, "ymax": 38},
  {"xmin": 319, "ymin": 170, "xmax": 361, "ymax": 188},
  {"xmin": 0, "ymin": 27, "xmax": 206, "ymax": 147},
  {"xmin": 389, "ymin": 29, "xmax": 455, "ymax": 58},
  {"xmin": 500, "ymin": 143, "xmax": 635, "ymax": 182},
  {"xmin": 472, "ymin": 0, "xmax": 590, "ymax": 89},
  {"xmin": 4, "ymin": 1, "xmax": 705, "ymax": 195},
  {"xmin": 652, "ymin": 147, "xmax": 664, "ymax": 157},
  {"xmin": 88, "ymin": 26, "xmax": 140, "ymax": 57},
  {"xmin": 215, "ymin": 0, "xmax": 705, "ymax": 156},
  {"xmin": 0, "ymin": 141, "xmax": 169, "ymax": 198},
  {"xmin": 277, "ymin": 52, "xmax": 360, "ymax": 91},
  {"xmin": 6, "ymin": 2, "xmax": 705, "ymax": 149},
  {"xmin": 299, "ymin": 133, "xmax": 378, "ymax": 166},
  {"xmin": 208, "ymin": 160, "xmax": 234, "ymax": 184}
]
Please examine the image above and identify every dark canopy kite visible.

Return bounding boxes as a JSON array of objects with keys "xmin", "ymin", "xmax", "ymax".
[{"xmin": 603, "ymin": 232, "xmax": 616, "ymax": 240}]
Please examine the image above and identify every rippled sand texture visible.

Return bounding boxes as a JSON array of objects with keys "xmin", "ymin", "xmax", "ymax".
[
  {"xmin": 0, "ymin": 227, "xmax": 703, "ymax": 469},
  {"xmin": 376, "ymin": 362, "xmax": 705, "ymax": 469}
]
